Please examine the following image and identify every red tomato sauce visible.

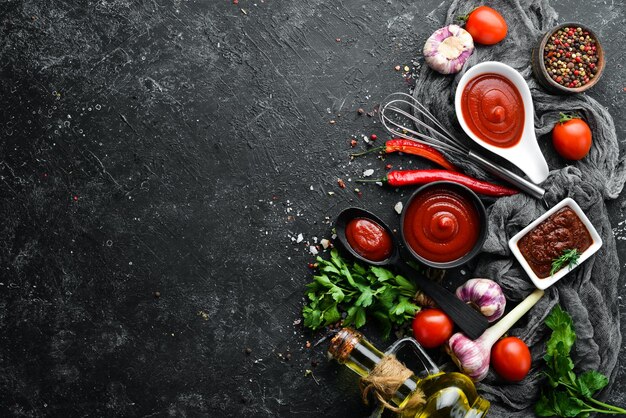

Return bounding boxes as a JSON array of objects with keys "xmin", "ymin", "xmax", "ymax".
[
  {"xmin": 461, "ymin": 73, "xmax": 524, "ymax": 148},
  {"xmin": 345, "ymin": 218, "xmax": 393, "ymax": 262},
  {"xmin": 403, "ymin": 187, "xmax": 480, "ymax": 263}
]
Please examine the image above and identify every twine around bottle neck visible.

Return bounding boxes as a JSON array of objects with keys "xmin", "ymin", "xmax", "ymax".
[{"xmin": 359, "ymin": 354, "xmax": 426, "ymax": 415}]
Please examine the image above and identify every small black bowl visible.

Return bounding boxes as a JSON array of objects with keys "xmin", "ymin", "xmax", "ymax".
[
  {"xmin": 400, "ymin": 181, "xmax": 488, "ymax": 269},
  {"xmin": 335, "ymin": 207, "xmax": 399, "ymax": 266}
]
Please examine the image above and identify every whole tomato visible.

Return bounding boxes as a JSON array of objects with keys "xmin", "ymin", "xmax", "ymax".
[
  {"xmin": 464, "ymin": 6, "xmax": 507, "ymax": 45},
  {"xmin": 412, "ymin": 308, "xmax": 454, "ymax": 349},
  {"xmin": 491, "ymin": 336, "xmax": 531, "ymax": 382},
  {"xmin": 552, "ymin": 113, "xmax": 592, "ymax": 160}
]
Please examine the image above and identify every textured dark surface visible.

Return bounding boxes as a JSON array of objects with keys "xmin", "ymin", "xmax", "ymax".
[{"xmin": 0, "ymin": 0, "xmax": 624, "ymax": 417}]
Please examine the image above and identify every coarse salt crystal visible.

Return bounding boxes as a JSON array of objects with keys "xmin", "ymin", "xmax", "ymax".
[
  {"xmin": 320, "ymin": 239, "xmax": 330, "ymax": 249},
  {"xmin": 363, "ymin": 169, "xmax": 374, "ymax": 177},
  {"xmin": 296, "ymin": 233, "xmax": 304, "ymax": 243},
  {"xmin": 310, "ymin": 246, "xmax": 319, "ymax": 255},
  {"xmin": 394, "ymin": 202, "xmax": 403, "ymax": 214},
  {"xmin": 375, "ymin": 181, "xmax": 383, "ymax": 186}
]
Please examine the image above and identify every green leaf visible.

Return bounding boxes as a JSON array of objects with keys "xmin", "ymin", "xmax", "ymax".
[
  {"xmin": 320, "ymin": 264, "xmax": 340, "ymax": 275},
  {"xmin": 313, "ymin": 274, "xmax": 334, "ymax": 288},
  {"xmin": 394, "ymin": 275, "xmax": 416, "ymax": 293},
  {"xmin": 344, "ymin": 305, "xmax": 367, "ymax": 328},
  {"xmin": 355, "ymin": 287, "xmax": 374, "ymax": 307},
  {"xmin": 545, "ymin": 305, "xmax": 574, "ymax": 331},
  {"xmin": 535, "ymin": 392, "xmax": 558, "ymax": 416},
  {"xmin": 302, "ymin": 306, "xmax": 322, "ymax": 329},
  {"xmin": 545, "ymin": 306, "xmax": 576, "ymax": 357},
  {"xmin": 577, "ymin": 370, "xmax": 608, "ymax": 397},
  {"xmin": 370, "ymin": 266, "xmax": 395, "ymax": 282},
  {"xmin": 329, "ymin": 286, "xmax": 345, "ymax": 303},
  {"xmin": 352, "ymin": 262, "xmax": 367, "ymax": 276},
  {"xmin": 554, "ymin": 391, "xmax": 586, "ymax": 417},
  {"xmin": 391, "ymin": 297, "xmax": 418, "ymax": 317},
  {"xmin": 323, "ymin": 305, "xmax": 341, "ymax": 324},
  {"xmin": 355, "ymin": 307, "xmax": 367, "ymax": 328}
]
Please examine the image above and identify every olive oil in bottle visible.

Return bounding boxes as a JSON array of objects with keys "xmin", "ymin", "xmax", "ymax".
[{"xmin": 328, "ymin": 328, "xmax": 490, "ymax": 418}]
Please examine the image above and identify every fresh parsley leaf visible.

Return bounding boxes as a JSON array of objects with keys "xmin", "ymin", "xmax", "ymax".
[
  {"xmin": 577, "ymin": 370, "xmax": 608, "ymax": 397},
  {"xmin": 554, "ymin": 391, "xmax": 586, "ymax": 417},
  {"xmin": 393, "ymin": 275, "xmax": 417, "ymax": 293},
  {"xmin": 323, "ymin": 305, "xmax": 341, "ymax": 324},
  {"xmin": 302, "ymin": 306, "xmax": 322, "ymax": 329},
  {"xmin": 536, "ymin": 305, "xmax": 626, "ymax": 417},
  {"xmin": 329, "ymin": 286, "xmax": 345, "ymax": 303},
  {"xmin": 535, "ymin": 392, "xmax": 558, "ymax": 416},
  {"xmin": 370, "ymin": 266, "xmax": 395, "ymax": 282},
  {"xmin": 301, "ymin": 249, "xmax": 421, "ymax": 339},
  {"xmin": 355, "ymin": 287, "xmax": 374, "ymax": 307}
]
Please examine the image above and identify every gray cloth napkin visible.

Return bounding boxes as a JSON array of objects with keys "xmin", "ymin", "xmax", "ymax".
[{"xmin": 412, "ymin": 0, "xmax": 626, "ymax": 415}]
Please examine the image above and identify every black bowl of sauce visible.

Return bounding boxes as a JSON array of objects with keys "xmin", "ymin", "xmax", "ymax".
[{"xmin": 335, "ymin": 208, "xmax": 398, "ymax": 266}]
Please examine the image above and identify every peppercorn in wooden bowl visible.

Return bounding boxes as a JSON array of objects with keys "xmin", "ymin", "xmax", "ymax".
[{"xmin": 531, "ymin": 23, "xmax": 604, "ymax": 94}]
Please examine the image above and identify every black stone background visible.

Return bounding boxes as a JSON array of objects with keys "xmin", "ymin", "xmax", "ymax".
[{"xmin": 0, "ymin": 0, "xmax": 625, "ymax": 417}]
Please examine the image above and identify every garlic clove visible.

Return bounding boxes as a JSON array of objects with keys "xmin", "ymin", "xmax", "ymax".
[
  {"xmin": 456, "ymin": 278, "xmax": 506, "ymax": 323},
  {"xmin": 447, "ymin": 332, "xmax": 490, "ymax": 381},
  {"xmin": 423, "ymin": 25, "xmax": 475, "ymax": 75}
]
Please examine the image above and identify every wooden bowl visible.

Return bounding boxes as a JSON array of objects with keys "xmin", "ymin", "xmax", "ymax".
[{"xmin": 531, "ymin": 23, "xmax": 605, "ymax": 94}]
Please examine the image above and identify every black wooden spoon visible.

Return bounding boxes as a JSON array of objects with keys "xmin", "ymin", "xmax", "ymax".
[{"xmin": 335, "ymin": 207, "xmax": 488, "ymax": 340}]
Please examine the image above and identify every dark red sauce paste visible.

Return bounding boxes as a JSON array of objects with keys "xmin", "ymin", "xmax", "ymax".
[
  {"xmin": 345, "ymin": 218, "xmax": 393, "ymax": 262},
  {"xmin": 517, "ymin": 207, "xmax": 592, "ymax": 278}
]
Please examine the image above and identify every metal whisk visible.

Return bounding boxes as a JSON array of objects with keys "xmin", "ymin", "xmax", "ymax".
[{"xmin": 380, "ymin": 92, "xmax": 545, "ymax": 199}]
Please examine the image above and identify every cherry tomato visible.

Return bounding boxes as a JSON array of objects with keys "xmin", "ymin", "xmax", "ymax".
[
  {"xmin": 491, "ymin": 336, "xmax": 531, "ymax": 382},
  {"xmin": 412, "ymin": 308, "xmax": 454, "ymax": 348},
  {"xmin": 552, "ymin": 115, "xmax": 592, "ymax": 160},
  {"xmin": 464, "ymin": 6, "xmax": 507, "ymax": 45}
]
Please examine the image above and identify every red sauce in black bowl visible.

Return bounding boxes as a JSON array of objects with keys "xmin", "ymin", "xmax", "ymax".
[{"xmin": 345, "ymin": 218, "xmax": 393, "ymax": 262}]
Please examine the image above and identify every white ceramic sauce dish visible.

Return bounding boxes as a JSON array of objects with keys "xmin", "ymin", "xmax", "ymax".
[
  {"xmin": 455, "ymin": 61, "xmax": 549, "ymax": 184},
  {"xmin": 508, "ymin": 198, "xmax": 602, "ymax": 290}
]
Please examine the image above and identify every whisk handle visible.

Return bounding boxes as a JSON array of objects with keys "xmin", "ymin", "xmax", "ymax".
[{"xmin": 468, "ymin": 151, "xmax": 546, "ymax": 199}]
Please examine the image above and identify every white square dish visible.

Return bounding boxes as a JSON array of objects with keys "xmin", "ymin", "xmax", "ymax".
[{"xmin": 508, "ymin": 198, "xmax": 603, "ymax": 290}]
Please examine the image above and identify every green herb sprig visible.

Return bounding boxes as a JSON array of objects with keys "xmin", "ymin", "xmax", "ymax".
[
  {"xmin": 302, "ymin": 249, "xmax": 419, "ymax": 339},
  {"xmin": 535, "ymin": 305, "xmax": 626, "ymax": 417},
  {"xmin": 550, "ymin": 249, "xmax": 580, "ymax": 276}
]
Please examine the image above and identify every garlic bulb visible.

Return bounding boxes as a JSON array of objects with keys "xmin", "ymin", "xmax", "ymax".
[
  {"xmin": 447, "ymin": 289, "xmax": 544, "ymax": 381},
  {"xmin": 456, "ymin": 279, "xmax": 506, "ymax": 322},
  {"xmin": 423, "ymin": 25, "xmax": 474, "ymax": 74}
]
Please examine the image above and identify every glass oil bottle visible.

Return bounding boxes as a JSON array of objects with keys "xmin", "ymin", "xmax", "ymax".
[{"xmin": 328, "ymin": 328, "xmax": 490, "ymax": 418}]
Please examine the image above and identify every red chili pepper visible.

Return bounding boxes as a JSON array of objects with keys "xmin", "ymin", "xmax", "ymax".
[
  {"xmin": 361, "ymin": 169, "xmax": 518, "ymax": 197},
  {"xmin": 351, "ymin": 139, "xmax": 457, "ymax": 171}
]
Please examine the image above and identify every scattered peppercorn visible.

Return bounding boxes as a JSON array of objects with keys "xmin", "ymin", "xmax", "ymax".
[
  {"xmin": 543, "ymin": 26, "xmax": 598, "ymax": 88},
  {"xmin": 337, "ymin": 178, "xmax": 346, "ymax": 189},
  {"xmin": 153, "ymin": 291, "xmax": 161, "ymax": 298},
  {"xmin": 394, "ymin": 65, "xmax": 401, "ymax": 71},
  {"xmin": 370, "ymin": 134, "xmax": 377, "ymax": 141},
  {"xmin": 245, "ymin": 347, "xmax": 252, "ymax": 355},
  {"xmin": 385, "ymin": 163, "xmax": 392, "ymax": 170},
  {"xmin": 350, "ymin": 139, "xmax": 357, "ymax": 147},
  {"xmin": 329, "ymin": 120, "xmax": 336, "ymax": 125},
  {"xmin": 357, "ymin": 108, "xmax": 364, "ymax": 115}
]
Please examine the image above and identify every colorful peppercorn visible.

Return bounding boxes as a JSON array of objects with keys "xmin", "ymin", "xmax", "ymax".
[{"xmin": 543, "ymin": 26, "xmax": 598, "ymax": 88}]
